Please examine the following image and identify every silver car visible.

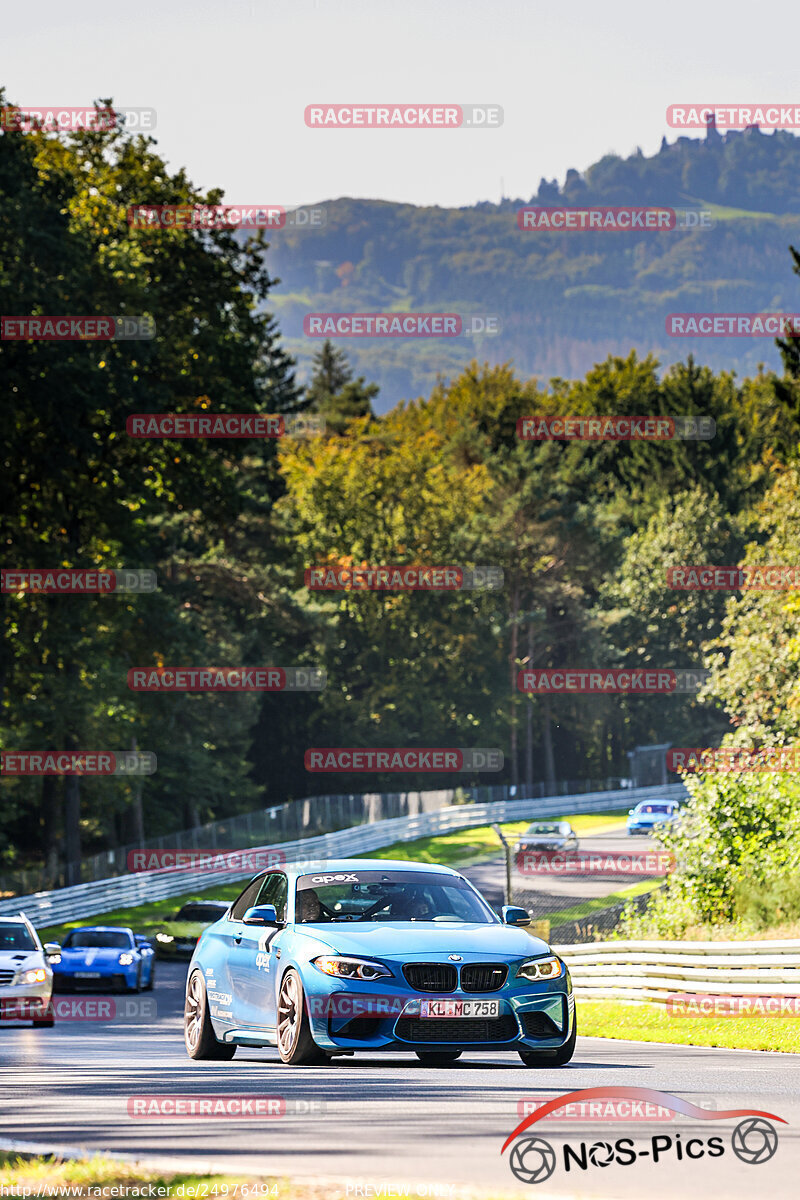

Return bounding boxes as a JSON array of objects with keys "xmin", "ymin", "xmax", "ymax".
[
  {"xmin": 0, "ymin": 913, "xmax": 60, "ymax": 1026},
  {"xmin": 514, "ymin": 821, "xmax": 579, "ymax": 855}
]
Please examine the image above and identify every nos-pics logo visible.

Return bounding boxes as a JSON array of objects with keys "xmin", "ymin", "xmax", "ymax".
[{"xmin": 502, "ymin": 1088, "xmax": 783, "ymax": 1185}]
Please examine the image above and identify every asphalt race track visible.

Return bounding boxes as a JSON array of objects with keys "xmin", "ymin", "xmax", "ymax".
[
  {"xmin": 462, "ymin": 826, "xmax": 660, "ymax": 916},
  {"xmin": 1, "ymin": 960, "xmax": 798, "ymax": 1198}
]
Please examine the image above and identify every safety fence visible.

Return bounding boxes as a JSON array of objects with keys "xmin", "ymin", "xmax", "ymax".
[
  {"xmin": 0, "ymin": 783, "xmax": 684, "ymax": 929},
  {"xmin": 2, "ymin": 774, "xmax": 634, "ymax": 894},
  {"xmin": 554, "ymin": 938, "xmax": 800, "ymax": 1002}
]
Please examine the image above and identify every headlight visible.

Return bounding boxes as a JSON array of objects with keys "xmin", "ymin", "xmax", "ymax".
[
  {"xmin": 156, "ymin": 934, "xmax": 174, "ymax": 943},
  {"xmin": 14, "ymin": 967, "xmax": 47, "ymax": 985},
  {"xmin": 119, "ymin": 953, "xmax": 135, "ymax": 965},
  {"xmin": 515, "ymin": 955, "xmax": 563, "ymax": 982},
  {"xmin": 312, "ymin": 955, "xmax": 392, "ymax": 981}
]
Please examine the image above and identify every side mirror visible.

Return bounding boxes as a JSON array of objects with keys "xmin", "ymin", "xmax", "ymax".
[
  {"xmin": 242, "ymin": 904, "xmax": 279, "ymax": 926},
  {"xmin": 501, "ymin": 905, "xmax": 531, "ymax": 927},
  {"xmin": 43, "ymin": 942, "xmax": 61, "ymax": 957},
  {"xmin": 134, "ymin": 936, "xmax": 152, "ymax": 948}
]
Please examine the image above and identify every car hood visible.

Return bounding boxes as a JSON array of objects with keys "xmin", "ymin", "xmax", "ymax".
[
  {"xmin": 151, "ymin": 922, "xmax": 207, "ymax": 937},
  {"xmin": 60, "ymin": 947, "xmax": 127, "ymax": 963},
  {"xmin": 0, "ymin": 950, "xmax": 42, "ymax": 968},
  {"xmin": 297, "ymin": 921, "xmax": 550, "ymax": 961}
]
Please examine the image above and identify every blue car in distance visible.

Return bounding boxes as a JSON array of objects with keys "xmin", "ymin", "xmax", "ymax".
[
  {"xmin": 53, "ymin": 926, "xmax": 155, "ymax": 992},
  {"xmin": 184, "ymin": 858, "xmax": 575, "ymax": 1067},
  {"xmin": 626, "ymin": 800, "xmax": 680, "ymax": 836}
]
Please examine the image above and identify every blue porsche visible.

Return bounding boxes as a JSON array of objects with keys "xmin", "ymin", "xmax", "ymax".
[
  {"xmin": 183, "ymin": 859, "xmax": 576, "ymax": 1067},
  {"xmin": 52, "ymin": 926, "xmax": 155, "ymax": 992}
]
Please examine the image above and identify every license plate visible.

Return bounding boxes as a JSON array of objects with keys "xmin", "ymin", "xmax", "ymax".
[
  {"xmin": 75, "ymin": 972, "xmax": 101, "ymax": 979},
  {"xmin": 420, "ymin": 999, "xmax": 500, "ymax": 1018}
]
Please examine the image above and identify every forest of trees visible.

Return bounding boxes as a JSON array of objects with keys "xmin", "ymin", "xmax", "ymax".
[{"xmin": 3, "ymin": 97, "xmax": 800, "ymax": 888}]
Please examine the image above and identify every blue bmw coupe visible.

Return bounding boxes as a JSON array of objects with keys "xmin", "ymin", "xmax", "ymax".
[{"xmin": 184, "ymin": 858, "xmax": 576, "ymax": 1067}]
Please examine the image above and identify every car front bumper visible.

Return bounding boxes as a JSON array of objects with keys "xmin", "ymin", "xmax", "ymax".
[
  {"xmin": 0, "ymin": 977, "xmax": 53, "ymax": 1020},
  {"xmin": 303, "ymin": 973, "xmax": 574, "ymax": 1053},
  {"xmin": 53, "ymin": 966, "xmax": 138, "ymax": 991},
  {"xmin": 154, "ymin": 938, "xmax": 198, "ymax": 960}
]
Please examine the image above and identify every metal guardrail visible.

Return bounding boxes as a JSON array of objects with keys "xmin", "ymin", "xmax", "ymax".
[
  {"xmin": 554, "ymin": 937, "xmax": 800, "ymax": 1002},
  {"xmin": 0, "ymin": 783, "xmax": 684, "ymax": 929},
  {"xmin": 2, "ymin": 775, "xmax": 636, "ymax": 893}
]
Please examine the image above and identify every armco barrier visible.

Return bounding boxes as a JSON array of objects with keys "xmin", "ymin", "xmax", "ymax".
[
  {"xmin": 0, "ymin": 784, "xmax": 684, "ymax": 928},
  {"xmin": 554, "ymin": 937, "xmax": 800, "ymax": 1002}
]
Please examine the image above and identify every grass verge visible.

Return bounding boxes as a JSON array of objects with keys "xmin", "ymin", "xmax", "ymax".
[
  {"xmin": 0, "ymin": 1152, "xmax": 264, "ymax": 1197},
  {"xmin": 578, "ymin": 1000, "xmax": 800, "ymax": 1053},
  {"xmin": 353, "ymin": 811, "xmax": 628, "ymax": 869},
  {"xmin": 546, "ymin": 879, "xmax": 662, "ymax": 929},
  {"xmin": 0, "ymin": 1154, "xmax": 521, "ymax": 1199}
]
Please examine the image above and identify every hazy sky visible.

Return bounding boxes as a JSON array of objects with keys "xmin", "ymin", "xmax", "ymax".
[{"xmin": 5, "ymin": 0, "xmax": 799, "ymax": 208}]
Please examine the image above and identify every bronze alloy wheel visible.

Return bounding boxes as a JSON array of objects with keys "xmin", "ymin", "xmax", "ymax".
[
  {"xmin": 277, "ymin": 969, "xmax": 327, "ymax": 1065},
  {"xmin": 184, "ymin": 970, "xmax": 236, "ymax": 1060}
]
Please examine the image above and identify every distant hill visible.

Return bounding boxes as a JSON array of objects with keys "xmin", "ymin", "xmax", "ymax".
[{"xmin": 262, "ymin": 127, "xmax": 800, "ymax": 411}]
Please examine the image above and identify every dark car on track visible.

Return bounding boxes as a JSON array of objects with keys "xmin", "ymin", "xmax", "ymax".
[{"xmin": 151, "ymin": 900, "xmax": 231, "ymax": 960}]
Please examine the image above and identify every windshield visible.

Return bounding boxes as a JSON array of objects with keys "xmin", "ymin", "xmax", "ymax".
[
  {"xmin": 525, "ymin": 823, "xmax": 563, "ymax": 835},
  {"xmin": 175, "ymin": 904, "xmax": 226, "ymax": 922},
  {"xmin": 63, "ymin": 930, "xmax": 132, "ymax": 950},
  {"xmin": 0, "ymin": 922, "xmax": 37, "ymax": 951},
  {"xmin": 295, "ymin": 870, "xmax": 496, "ymax": 924},
  {"xmin": 639, "ymin": 805, "xmax": 672, "ymax": 814}
]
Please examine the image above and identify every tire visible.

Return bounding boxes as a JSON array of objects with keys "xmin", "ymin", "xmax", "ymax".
[
  {"xmin": 32, "ymin": 1001, "xmax": 55, "ymax": 1028},
  {"xmin": 184, "ymin": 969, "xmax": 237, "ymax": 1060},
  {"xmin": 144, "ymin": 961, "xmax": 155, "ymax": 991},
  {"xmin": 130, "ymin": 964, "xmax": 143, "ymax": 994},
  {"xmin": 415, "ymin": 1051, "xmax": 462, "ymax": 1065},
  {"xmin": 276, "ymin": 969, "xmax": 326, "ymax": 1065},
  {"xmin": 519, "ymin": 1012, "xmax": 577, "ymax": 1067}
]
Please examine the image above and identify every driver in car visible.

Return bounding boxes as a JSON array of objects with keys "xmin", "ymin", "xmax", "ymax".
[
  {"xmin": 393, "ymin": 891, "xmax": 430, "ymax": 921},
  {"xmin": 296, "ymin": 889, "xmax": 323, "ymax": 923}
]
